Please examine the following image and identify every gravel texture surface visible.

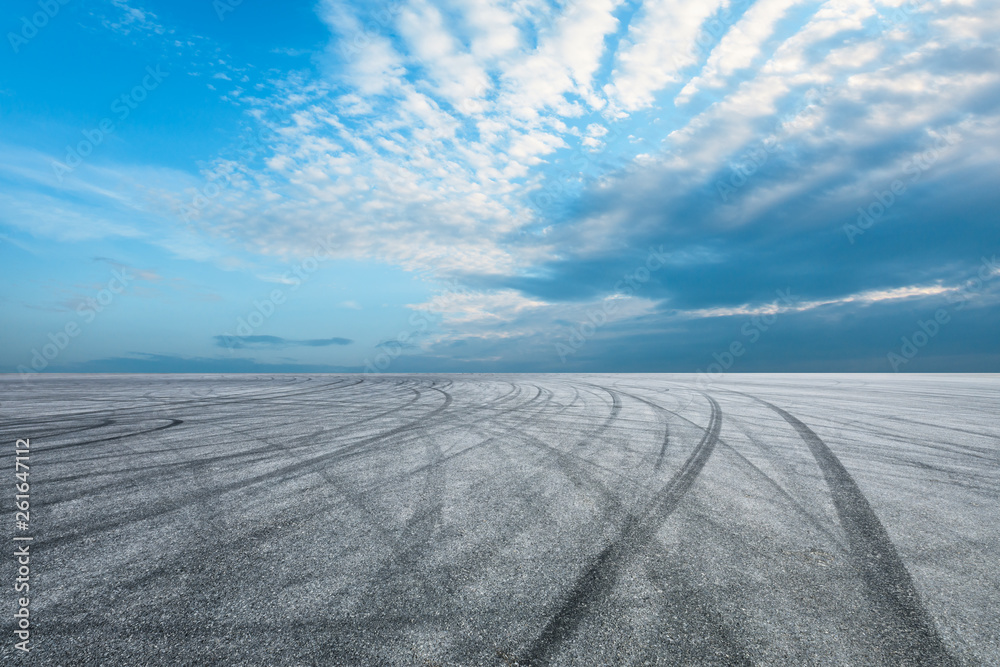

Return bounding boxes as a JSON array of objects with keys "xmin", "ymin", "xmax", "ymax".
[{"xmin": 1, "ymin": 373, "xmax": 997, "ymax": 666}]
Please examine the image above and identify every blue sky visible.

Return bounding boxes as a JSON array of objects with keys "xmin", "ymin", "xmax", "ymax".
[{"xmin": 2, "ymin": 0, "xmax": 998, "ymax": 375}]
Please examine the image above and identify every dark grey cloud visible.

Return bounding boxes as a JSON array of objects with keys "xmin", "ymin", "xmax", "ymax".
[
  {"xmin": 213, "ymin": 335, "xmax": 353, "ymax": 350},
  {"xmin": 402, "ymin": 290, "xmax": 1000, "ymax": 373},
  {"xmin": 469, "ymin": 64, "xmax": 1000, "ymax": 323}
]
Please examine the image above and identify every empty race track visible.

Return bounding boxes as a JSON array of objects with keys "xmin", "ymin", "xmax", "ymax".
[{"xmin": 1, "ymin": 374, "xmax": 998, "ymax": 665}]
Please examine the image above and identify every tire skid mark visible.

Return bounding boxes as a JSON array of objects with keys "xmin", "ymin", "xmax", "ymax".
[
  {"xmin": 35, "ymin": 384, "xmax": 457, "ymax": 550},
  {"xmin": 614, "ymin": 381, "xmax": 696, "ymax": 419},
  {"xmin": 76, "ymin": 416, "xmax": 209, "ymax": 534},
  {"xmin": 570, "ymin": 385, "xmax": 623, "ymax": 450},
  {"xmin": 513, "ymin": 431, "xmax": 626, "ymax": 512},
  {"xmin": 31, "ymin": 418, "xmax": 184, "ymax": 454},
  {"xmin": 344, "ymin": 380, "xmax": 545, "ymax": 552},
  {"xmin": 759, "ymin": 398, "xmax": 957, "ymax": 666},
  {"xmin": 580, "ymin": 383, "xmax": 706, "ymax": 480},
  {"xmin": 610, "ymin": 389, "xmax": 672, "ymax": 472},
  {"xmin": 521, "ymin": 393, "xmax": 722, "ymax": 666},
  {"xmin": 4, "ymin": 377, "xmax": 322, "ymax": 422},
  {"xmin": 518, "ymin": 432, "xmax": 645, "ymax": 489},
  {"xmin": 39, "ymin": 449, "xmax": 273, "ymax": 508},
  {"xmin": 401, "ymin": 384, "xmax": 556, "ymax": 477},
  {"xmin": 210, "ymin": 383, "xmax": 423, "ymax": 455},
  {"xmin": 184, "ymin": 415, "xmax": 404, "ymax": 533},
  {"xmin": 434, "ymin": 382, "xmax": 537, "ymax": 456},
  {"xmin": 516, "ymin": 380, "xmax": 631, "ymax": 503},
  {"xmin": 718, "ymin": 412, "xmax": 847, "ymax": 549},
  {"xmin": 0, "ymin": 380, "xmax": 353, "ymax": 452},
  {"xmin": 85, "ymin": 397, "xmax": 424, "ymax": 606},
  {"xmin": 0, "ymin": 418, "xmax": 116, "ymax": 443},
  {"xmin": 488, "ymin": 381, "xmax": 631, "ymax": 543},
  {"xmin": 723, "ymin": 436, "xmax": 847, "ymax": 549},
  {"xmin": 271, "ymin": 380, "xmax": 453, "ymax": 469},
  {"xmin": 369, "ymin": 388, "xmax": 450, "ymax": 608},
  {"xmin": 43, "ymin": 413, "xmax": 291, "ymax": 467},
  {"xmin": 83, "ymin": 469, "xmax": 384, "ymax": 608},
  {"xmin": 342, "ymin": 380, "xmax": 550, "ymax": 475},
  {"xmin": 347, "ymin": 382, "xmax": 557, "ymax": 501},
  {"xmin": 655, "ymin": 422, "xmax": 670, "ymax": 471},
  {"xmin": 0, "ymin": 377, "xmax": 360, "ymax": 433},
  {"xmin": 790, "ymin": 409, "xmax": 1000, "ymax": 465},
  {"xmin": 42, "ymin": 446, "xmax": 273, "ymax": 488},
  {"xmin": 410, "ymin": 383, "xmax": 451, "ymax": 538},
  {"xmin": 343, "ymin": 384, "xmax": 622, "ymax": 655},
  {"xmin": 162, "ymin": 376, "xmax": 365, "ymax": 411},
  {"xmin": 508, "ymin": 382, "xmax": 631, "ymax": 501},
  {"xmin": 810, "ymin": 401, "xmax": 1000, "ymax": 443},
  {"xmin": 332, "ymin": 383, "xmax": 558, "ymax": 645},
  {"xmin": 372, "ymin": 381, "xmax": 549, "ymax": 500},
  {"xmin": 546, "ymin": 385, "xmax": 582, "ymax": 411}
]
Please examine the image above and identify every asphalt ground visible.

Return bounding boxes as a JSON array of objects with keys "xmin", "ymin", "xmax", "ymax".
[{"xmin": 1, "ymin": 373, "xmax": 997, "ymax": 665}]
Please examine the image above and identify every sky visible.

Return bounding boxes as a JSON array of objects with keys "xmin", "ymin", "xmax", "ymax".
[{"xmin": 1, "ymin": 0, "xmax": 998, "ymax": 375}]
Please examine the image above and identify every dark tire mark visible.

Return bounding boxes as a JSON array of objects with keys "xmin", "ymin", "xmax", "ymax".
[
  {"xmin": 760, "ymin": 399, "xmax": 957, "ymax": 666},
  {"xmin": 522, "ymin": 393, "xmax": 722, "ymax": 666},
  {"xmin": 514, "ymin": 381, "xmax": 632, "ymax": 507},
  {"xmin": 654, "ymin": 421, "xmax": 670, "ymax": 471},
  {"xmin": 718, "ymin": 412, "xmax": 847, "ymax": 548},
  {"xmin": 0, "ymin": 377, "xmax": 359, "ymax": 432},
  {"xmin": 33, "ymin": 418, "xmax": 184, "ymax": 453},
  {"xmin": 35, "ymin": 385, "xmax": 457, "ymax": 550},
  {"xmin": 611, "ymin": 389, "xmax": 672, "ymax": 472},
  {"xmin": 0, "ymin": 418, "xmax": 116, "ymax": 443},
  {"xmin": 571, "ymin": 385, "xmax": 623, "ymax": 450}
]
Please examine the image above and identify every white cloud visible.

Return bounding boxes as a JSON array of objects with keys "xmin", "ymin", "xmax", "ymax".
[
  {"xmin": 605, "ymin": 0, "xmax": 726, "ymax": 112},
  {"xmin": 397, "ymin": 0, "xmax": 492, "ymax": 111},
  {"xmin": 101, "ymin": 0, "xmax": 168, "ymax": 37},
  {"xmin": 13, "ymin": 0, "xmax": 1000, "ymax": 329},
  {"xmin": 681, "ymin": 284, "xmax": 958, "ymax": 320},
  {"xmin": 678, "ymin": 0, "xmax": 807, "ymax": 103}
]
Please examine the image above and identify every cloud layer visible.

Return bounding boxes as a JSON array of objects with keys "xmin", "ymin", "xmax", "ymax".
[{"xmin": 3, "ymin": 0, "xmax": 999, "ymax": 372}]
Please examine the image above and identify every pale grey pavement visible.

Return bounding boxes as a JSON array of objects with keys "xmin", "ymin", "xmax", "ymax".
[{"xmin": 1, "ymin": 374, "xmax": 998, "ymax": 665}]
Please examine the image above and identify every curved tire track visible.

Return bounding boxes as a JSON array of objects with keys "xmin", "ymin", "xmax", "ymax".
[
  {"xmin": 521, "ymin": 393, "xmax": 722, "ymax": 665},
  {"xmin": 760, "ymin": 399, "xmax": 956, "ymax": 666}
]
